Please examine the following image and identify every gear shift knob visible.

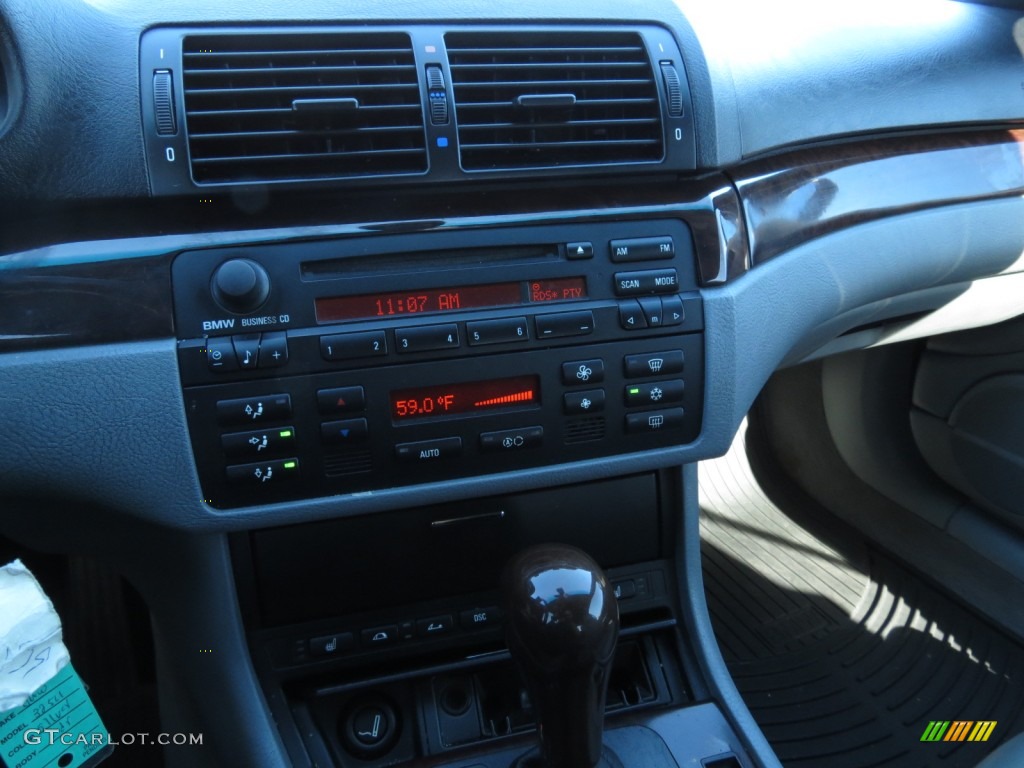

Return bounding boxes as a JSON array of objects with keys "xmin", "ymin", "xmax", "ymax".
[{"xmin": 501, "ymin": 543, "xmax": 620, "ymax": 768}]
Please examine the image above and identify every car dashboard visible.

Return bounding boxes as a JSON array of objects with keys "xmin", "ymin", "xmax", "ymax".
[{"xmin": 1, "ymin": 1, "xmax": 1024, "ymax": 767}]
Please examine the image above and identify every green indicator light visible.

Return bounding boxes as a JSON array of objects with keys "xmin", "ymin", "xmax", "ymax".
[
  {"xmin": 629, "ymin": 388, "xmax": 641, "ymax": 395},
  {"xmin": 284, "ymin": 461, "xmax": 297, "ymax": 469},
  {"xmin": 279, "ymin": 430, "xmax": 293, "ymax": 438}
]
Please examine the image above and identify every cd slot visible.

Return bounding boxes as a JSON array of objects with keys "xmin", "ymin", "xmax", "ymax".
[{"xmin": 301, "ymin": 244, "xmax": 560, "ymax": 280}]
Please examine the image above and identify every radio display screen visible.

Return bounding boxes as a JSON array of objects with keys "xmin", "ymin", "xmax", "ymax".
[
  {"xmin": 315, "ymin": 277, "xmax": 586, "ymax": 323},
  {"xmin": 391, "ymin": 375, "xmax": 540, "ymax": 421}
]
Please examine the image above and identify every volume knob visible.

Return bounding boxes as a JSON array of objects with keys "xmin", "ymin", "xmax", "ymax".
[{"xmin": 212, "ymin": 259, "xmax": 270, "ymax": 314}]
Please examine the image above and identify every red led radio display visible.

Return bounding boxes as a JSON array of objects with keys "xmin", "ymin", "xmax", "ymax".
[
  {"xmin": 391, "ymin": 376, "xmax": 540, "ymax": 421},
  {"xmin": 315, "ymin": 278, "xmax": 586, "ymax": 323}
]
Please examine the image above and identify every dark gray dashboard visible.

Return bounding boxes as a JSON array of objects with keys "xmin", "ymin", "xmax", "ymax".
[{"xmin": 2, "ymin": 3, "xmax": 1024, "ymax": 768}]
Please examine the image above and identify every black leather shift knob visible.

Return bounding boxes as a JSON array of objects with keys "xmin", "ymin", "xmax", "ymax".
[{"xmin": 501, "ymin": 543, "xmax": 620, "ymax": 768}]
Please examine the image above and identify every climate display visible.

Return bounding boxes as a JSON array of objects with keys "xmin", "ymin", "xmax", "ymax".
[
  {"xmin": 391, "ymin": 376, "xmax": 540, "ymax": 421},
  {"xmin": 315, "ymin": 277, "xmax": 586, "ymax": 323}
]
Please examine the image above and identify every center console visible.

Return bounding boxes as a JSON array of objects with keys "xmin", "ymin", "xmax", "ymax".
[{"xmin": 171, "ymin": 206, "xmax": 747, "ymax": 766}]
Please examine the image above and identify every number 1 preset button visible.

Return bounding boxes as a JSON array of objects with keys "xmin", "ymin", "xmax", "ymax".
[{"xmin": 321, "ymin": 331, "xmax": 388, "ymax": 361}]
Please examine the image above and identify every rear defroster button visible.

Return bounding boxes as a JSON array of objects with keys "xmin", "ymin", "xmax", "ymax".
[{"xmin": 625, "ymin": 408, "xmax": 685, "ymax": 434}]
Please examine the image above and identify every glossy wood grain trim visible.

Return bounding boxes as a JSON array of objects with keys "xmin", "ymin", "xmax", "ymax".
[
  {"xmin": 0, "ymin": 255, "xmax": 174, "ymax": 352},
  {"xmin": 733, "ymin": 129, "xmax": 1024, "ymax": 265},
  {"xmin": 0, "ymin": 174, "xmax": 739, "ymax": 352}
]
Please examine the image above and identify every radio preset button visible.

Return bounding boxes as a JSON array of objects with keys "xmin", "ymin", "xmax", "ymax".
[
  {"xmin": 395, "ymin": 437, "xmax": 462, "ymax": 463},
  {"xmin": 317, "ymin": 386, "xmax": 366, "ymax": 414},
  {"xmin": 614, "ymin": 269, "xmax": 679, "ymax": 296},
  {"xmin": 225, "ymin": 457, "xmax": 300, "ymax": 485},
  {"xmin": 232, "ymin": 333, "xmax": 261, "ymax": 369},
  {"xmin": 566, "ymin": 241, "xmax": 594, "ymax": 260},
  {"xmin": 625, "ymin": 380, "xmax": 684, "ymax": 407},
  {"xmin": 625, "ymin": 408, "xmax": 685, "ymax": 434},
  {"xmin": 619, "ymin": 301, "xmax": 648, "ymax": 330},
  {"xmin": 536, "ymin": 310, "xmax": 594, "ymax": 339},
  {"xmin": 564, "ymin": 390, "xmax": 606, "ymax": 415},
  {"xmin": 467, "ymin": 317, "xmax": 529, "ymax": 346},
  {"xmin": 561, "ymin": 359, "xmax": 605, "ymax": 385},
  {"xmin": 662, "ymin": 295, "xmax": 685, "ymax": 326},
  {"xmin": 259, "ymin": 331, "xmax": 289, "ymax": 368},
  {"xmin": 216, "ymin": 394, "xmax": 292, "ymax": 426},
  {"xmin": 321, "ymin": 418, "xmax": 369, "ymax": 445},
  {"xmin": 221, "ymin": 426, "xmax": 296, "ymax": 458},
  {"xmin": 624, "ymin": 351, "xmax": 684, "ymax": 379},
  {"xmin": 395, "ymin": 324, "xmax": 460, "ymax": 353},
  {"xmin": 479, "ymin": 426, "xmax": 543, "ymax": 452},
  {"xmin": 321, "ymin": 331, "xmax": 387, "ymax": 361},
  {"xmin": 610, "ymin": 236, "xmax": 675, "ymax": 263},
  {"xmin": 205, "ymin": 336, "xmax": 238, "ymax": 373}
]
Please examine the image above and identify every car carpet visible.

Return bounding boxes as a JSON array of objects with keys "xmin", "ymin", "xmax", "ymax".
[{"xmin": 699, "ymin": 421, "xmax": 1024, "ymax": 767}]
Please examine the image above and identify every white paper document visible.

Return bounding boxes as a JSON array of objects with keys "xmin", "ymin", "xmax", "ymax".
[{"xmin": 0, "ymin": 559, "xmax": 71, "ymax": 712}]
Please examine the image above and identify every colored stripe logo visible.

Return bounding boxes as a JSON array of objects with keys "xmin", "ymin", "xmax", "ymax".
[{"xmin": 920, "ymin": 721, "xmax": 997, "ymax": 742}]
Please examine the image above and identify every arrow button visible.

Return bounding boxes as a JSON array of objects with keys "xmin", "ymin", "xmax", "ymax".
[
  {"xmin": 321, "ymin": 418, "xmax": 369, "ymax": 444},
  {"xmin": 662, "ymin": 295, "xmax": 685, "ymax": 327}
]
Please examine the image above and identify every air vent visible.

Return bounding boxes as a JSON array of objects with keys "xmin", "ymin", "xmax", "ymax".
[
  {"xmin": 182, "ymin": 32, "xmax": 427, "ymax": 184},
  {"xmin": 446, "ymin": 31, "xmax": 664, "ymax": 171}
]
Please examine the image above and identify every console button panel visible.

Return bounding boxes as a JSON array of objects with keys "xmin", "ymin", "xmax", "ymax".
[{"xmin": 175, "ymin": 219, "xmax": 705, "ymax": 508}]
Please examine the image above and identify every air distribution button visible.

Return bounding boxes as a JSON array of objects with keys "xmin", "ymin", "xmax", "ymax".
[{"xmin": 211, "ymin": 258, "xmax": 271, "ymax": 314}]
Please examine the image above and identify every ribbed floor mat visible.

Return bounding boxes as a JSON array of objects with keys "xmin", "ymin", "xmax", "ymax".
[{"xmin": 700, "ymin": 422, "xmax": 1024, "ymax": 767}]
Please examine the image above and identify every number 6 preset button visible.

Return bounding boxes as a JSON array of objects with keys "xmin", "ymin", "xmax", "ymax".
[
  {"xmin": 467, "ymin": 317, "xmax": 529, "ymax": 346},
  {"xmin": 395, "ymin": 324, "xmax": 460, "ymax": 353}
]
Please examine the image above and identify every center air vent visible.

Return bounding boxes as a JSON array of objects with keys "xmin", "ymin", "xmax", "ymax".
[
  {"xmin": 446, "ymin": 31, "xmax": 665, "ymax": 172},
  {"xmin": 181, "ymin": 32, "xmax": 427, "ymax": 184}
]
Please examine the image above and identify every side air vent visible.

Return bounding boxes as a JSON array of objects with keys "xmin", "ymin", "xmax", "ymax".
[
  {"xmin": 181, "ymin": 32, "xmax": 427, "ymax": 184},
  {"xmin": 446, "ymin": 31, "xmax": 664, "ymax": 171}
]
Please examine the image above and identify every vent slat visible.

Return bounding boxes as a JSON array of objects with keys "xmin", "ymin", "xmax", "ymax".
[
  {"xmin": 185, "ymin": 64, "xmax": 417, "ymax": 77},
  {"xmin": 190, "ymin": 125, "xmax": 426, "ymax": 141},
  {"xmin": 449, "ymin": 61, "xmax": 649, "ymax": 71},
  {"xmin": 182, "ymin": 32, "xmax": 426, "ymax": 184},
  {"xmin": 184, "ymin": 47, "xmax": 411, "ymax": 60},
  {"xmin": 183, "ymin": 83, "xmax": 419, "ymax": 97},
  {"xmin": 452, "ymin": 79, "xmax": 654, "ymax": 90},
  {"xmin": 185, "ymin": 104, "xmax": 417, "ymax": 118},
  {"xmin": 459, "ymin": 117, "xmax": 660, "ymax": 131},
  {"xmin": 446, "ymin": 45, "xmax": 643, "ymax": 55},
  {"xmin": 455, "ymin": 97, "xmax": 658, "ymax": 110},
  {"xmin": 195, "ymin": 148, "xmax": 425, "ymax": 165},
  {"xmin": 447, "ymin": 31, "xmax": 664, "ymax": 171},
  {"xmin": 462, "ymin": 139, "xmax": 661, "ymax": 150}
]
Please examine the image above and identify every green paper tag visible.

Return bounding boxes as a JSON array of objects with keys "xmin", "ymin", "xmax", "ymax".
[{"xmin": 0, "ymin": 664, "xmax": 112, "ymax": 768}]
